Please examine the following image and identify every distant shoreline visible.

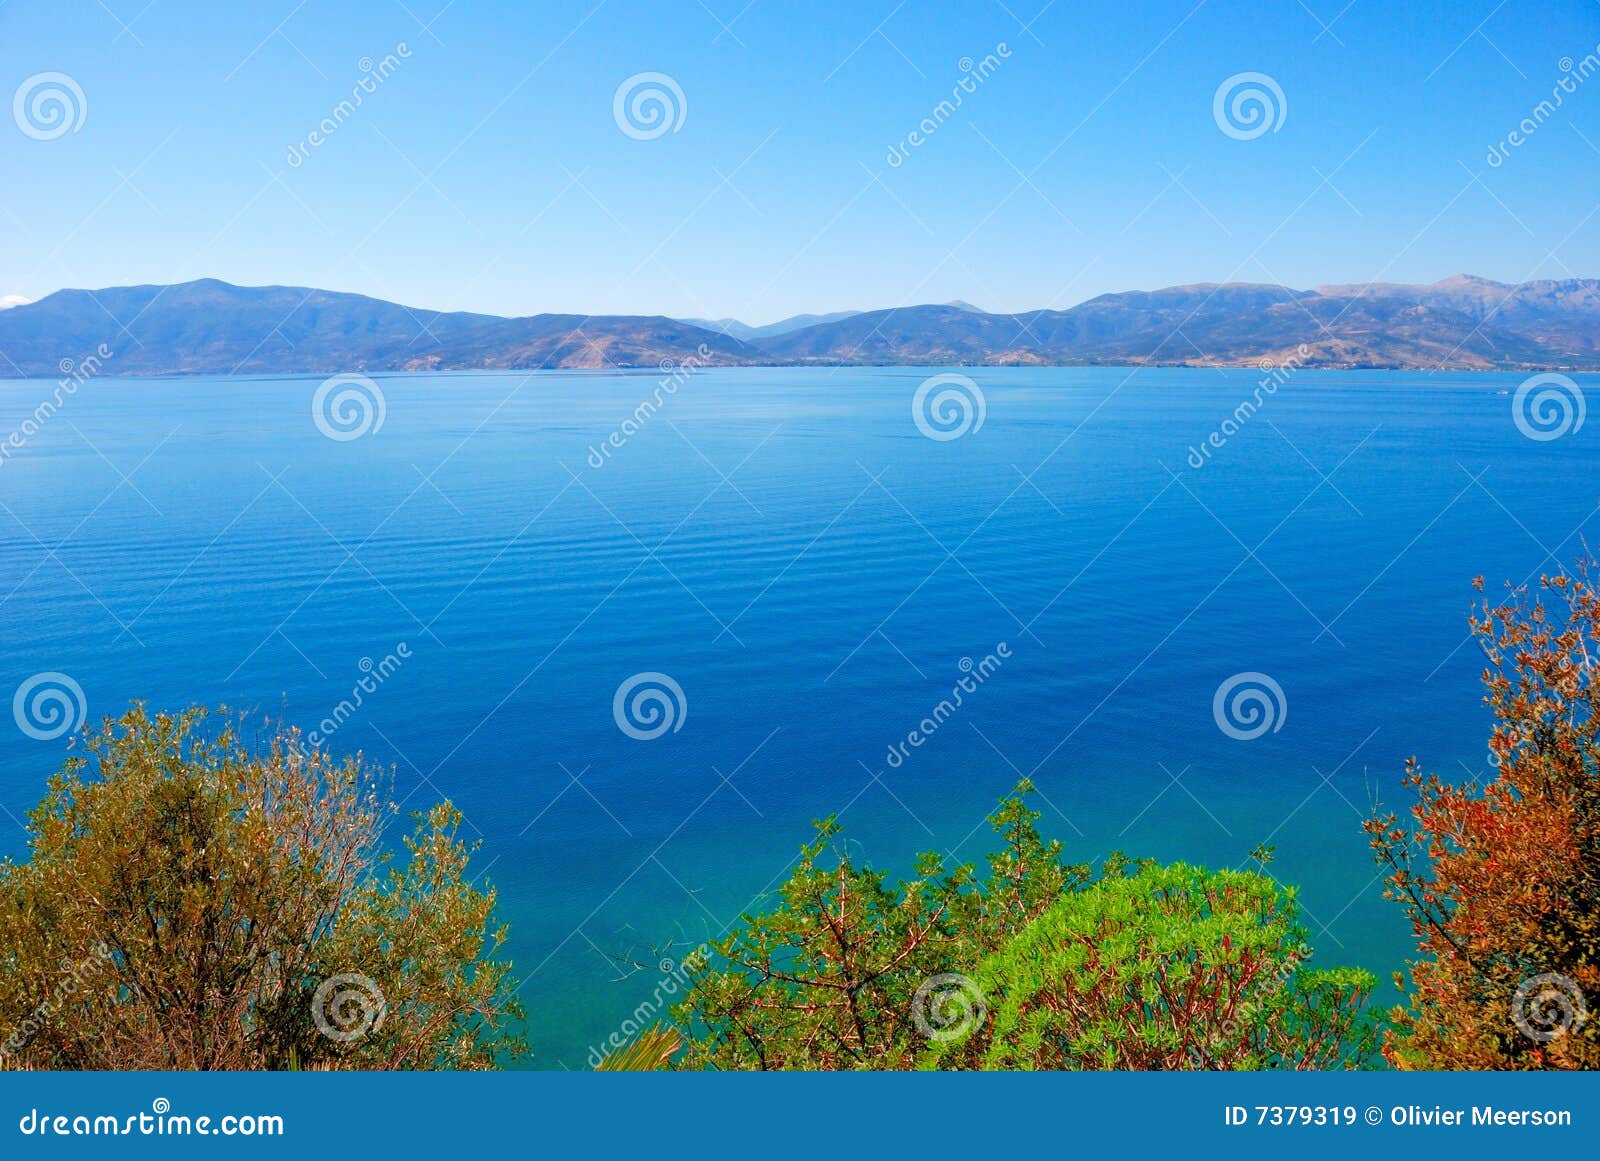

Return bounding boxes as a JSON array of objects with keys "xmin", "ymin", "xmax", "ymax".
[
  {"xmin": 0, "ymin": 362, "xmax": 1592, "ymax": 382},
  {"xmin": 3, "ymin": 274, "xmax": 1597, "ymax": 378}
]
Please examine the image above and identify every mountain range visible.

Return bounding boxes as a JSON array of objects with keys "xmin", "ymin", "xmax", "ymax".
[{"xmin": 2, "ymin": 274, "xmax": 1596, "ymax": 377}]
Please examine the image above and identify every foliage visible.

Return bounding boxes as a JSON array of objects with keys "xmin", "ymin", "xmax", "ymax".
[
  {"xmin": 0, "ymin": 705, "xmax": 522, "ymax": 1070},
  {"xmin": 673, "ymin": 781, "xmax": 1372, "ymax": 1070},
  {"xmin": 927, "ymin": 863, "xmax": 1375, "ymax": 1070},
  {"xmin": 1368, "ymin": 566, "xmax": 1600, "ymax": 1069},
  {"xmin": 671, "ymin": 781, "xmax": 1083, "ymax": 1069},
  {"xmin": 594, "ymin": 1024, "xmax": 682, "ymax": 1071}
]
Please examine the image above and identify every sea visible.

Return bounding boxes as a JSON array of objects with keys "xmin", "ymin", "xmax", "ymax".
[{"xmin": 0, "ymin": 365, "xmax": 1592, "ymax": 1065}]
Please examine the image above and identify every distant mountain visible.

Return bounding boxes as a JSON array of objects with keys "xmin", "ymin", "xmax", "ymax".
[
  {"xmin": 680, "ymin": 310, "xmax": 862, "ymax": 342},
  {"xmin": 0, "ymin": 279, "xmax": 502, "ymax": 376},
  {"xmin": 387, "ymin": 313, "xmax": 755, "ymax": 371},
  {"xmin": 1041, "ymin": 276, "xmax": 1600, "ymax": 368},
  {"xmin": 760, "ymin": 305, "xmax": 1035, "ymax": 362},
  {"xmin": 759, "ymin": 277, "xmax": 1600, "ymax": 369},
  {"xmin": 0, "ymin": 280, "xmax": 756, "ymax": 376},
  {"xmin": 2, "ymin": 275, "xmax": 1596, "ymax": 376},
  {"xmin": 756, "ymin": 285, "xmax": 1318, "ymax": 364}
]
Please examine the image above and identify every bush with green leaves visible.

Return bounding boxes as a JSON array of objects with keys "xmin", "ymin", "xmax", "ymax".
[
  {"xmin": 0, "ymin": 706, "xmax": 522, "ymax": 1070},
  {"xmin": 671, "ymin": 781, "xmax": 1084, "ymax": 1069},
  {"xmin": 927, "ymin": 863, "xmax": 1376, "ymax": 1070},
  {"xmin": 672, "ymin": 782, "xmax": 1375, "ymax": 1070}
]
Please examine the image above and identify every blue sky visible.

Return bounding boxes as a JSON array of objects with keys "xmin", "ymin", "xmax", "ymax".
[{"xmin": 4, "ymin": 0, "xmax": 1599, "ymax": 322}]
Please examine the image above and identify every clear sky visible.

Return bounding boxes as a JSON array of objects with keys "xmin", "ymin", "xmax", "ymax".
[{"xmin": 4, "ymin": 0, "xmax": 1599, "ymax": 323}]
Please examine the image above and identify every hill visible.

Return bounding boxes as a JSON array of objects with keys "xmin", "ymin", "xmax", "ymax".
[{"xmin": 2, "ymin": 275, "xmax": 1595, "ymax": 376}]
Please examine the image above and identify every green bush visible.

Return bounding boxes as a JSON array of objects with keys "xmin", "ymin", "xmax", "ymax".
[
  {"xmin": 673, "ymin": 782, "xmax": 1376, "ymax": 1070},
  {"xmin": 929, "ymin": 864, "xmax": 1376, "ymax": 1070}
]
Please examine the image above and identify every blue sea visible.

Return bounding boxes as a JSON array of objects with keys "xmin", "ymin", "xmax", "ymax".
[{"xmin": 0, "ymin": 366, "xmax": 1593, "ymax": 1066}]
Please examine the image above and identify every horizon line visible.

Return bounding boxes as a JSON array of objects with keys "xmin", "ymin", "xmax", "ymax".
[{"xmin": 4, "ymin": 270, "xmax": 1588, "ymax": 331}]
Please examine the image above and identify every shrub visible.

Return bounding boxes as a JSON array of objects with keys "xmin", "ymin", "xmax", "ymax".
[
  {"xmin": 0, "ymin": 705, "xmax": 522, "ymax": 1069},
  {"xmin": 672, "ymin": 781, "xmax": 1084, "ymax": 1070},
  {"xmin": 1368, "ymin": 566, "xmax": 1600, "ymax": 1068},
  {"xmin": 927, "ymin": 864, "xmax": 1375, "ymax": 1070},
  {"xmin": 674, "ymin": 782, "xmax": 1373, "ymax": 1070}
]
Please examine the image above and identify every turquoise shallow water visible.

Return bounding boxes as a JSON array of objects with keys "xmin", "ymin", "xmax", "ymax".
[{"xmin": 0, "ymin": 365, "xmax": 1593, "ymax": 1065}]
